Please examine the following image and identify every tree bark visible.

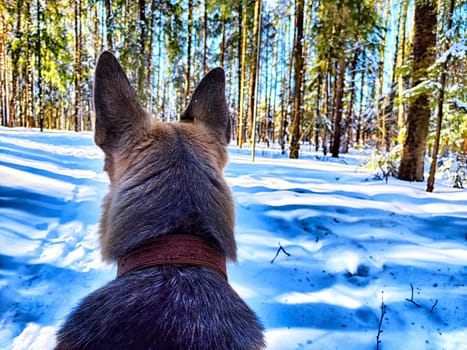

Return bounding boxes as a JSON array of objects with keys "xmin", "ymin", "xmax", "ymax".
[
  {"xmin": 38, "ymin": 0, "xmax": 44, "ymax": 131},
  {"xmin": 247, "ymin": 0, "xmax": 261, "ymax": 148},
  {"xmin": 289, "ymin": 0, "xmax": 305, "ymax": 159},
  {"xmin": 137, "ymin": 0, "xmax": 146, "ymax": 103},
  {"xmin": 396, "ymin": 0, "xmax": 409, "ymax": 145},
  {"xmin": 427, "ymin": 0, "xmax": 455, "ymax": 192},
  {"xmin": 220, "ymin": 14, "xmax": 226, "ymax": 68},
  {"xmin": 375, "ymin": 0, "xmax": 390, "ymax": 149},
  {"xmin": 237, "ymin": 1, "xmax": 247, "ymax": 148},
  {"xmin": 146, "ymin": 0, "xmax": 157, "ymax": 110},
  {"xmin": 314, "ymin": 72, "xmax": 322, "ymax": 152},
  {"xmin": 343, "ymin": 49, "xmax": 359, "ymax": 153},
  {"xmin": 203, "ymin": 0, "xmax": 208, "ymax": 74},
  {"xmin": 356, "ymin": 52, "xmax": 366, "ymax": 145},
  {"xmin": 104, "ymin": 0, "xmax": 114, "ymax": 50},
  {"xmin": 0, "ymin": 19, "xmax": 8, "ymax": 127},
  {"xmin": 398, "ymin": 0, "xmax": 437, "ymax": 181},
  {"xmin": 184, "ymin": 0, "xmax": 193, "ymax": 105},
  {"xmin": 331, "ymin": 57, "xmax": 346, "ymax": 158}
]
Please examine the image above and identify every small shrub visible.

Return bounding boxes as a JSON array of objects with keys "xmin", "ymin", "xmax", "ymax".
[
  {"xmin": 439, "ymin": 155, "xmax": 466, "ymax": 189},
  {"xmin": 366, "ymin": 145, "xmax": 403, "ymax": 183}
]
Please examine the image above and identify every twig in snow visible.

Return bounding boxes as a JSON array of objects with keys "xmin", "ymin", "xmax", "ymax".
[
  {"xmin": 430, "ymin": 299, "xmax": 438, "ymax": 313},
  {"xmin": 405, "ymin": 283, "xmax": 422, "ymax": 308},
  {"xmin": 270, "ymin": 243, "xmax": 291, "ymax": 264},
  {"xmin": 376, "ymin": 291, "xmax": 386, "ymax": 350}
]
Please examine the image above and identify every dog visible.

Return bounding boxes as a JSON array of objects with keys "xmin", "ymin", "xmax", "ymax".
[{"xmin": 56, "ymin": 51, "xmax": 265, "ymax": 349}]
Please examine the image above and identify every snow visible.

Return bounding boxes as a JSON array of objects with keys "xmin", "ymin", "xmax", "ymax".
[
  {"xmin": 1, "ymin": 127, "xmax": 466, "ymax": 350},
  {"xmin": 437, "ymin": 40, "xmax": 467, "ymax": 64}
]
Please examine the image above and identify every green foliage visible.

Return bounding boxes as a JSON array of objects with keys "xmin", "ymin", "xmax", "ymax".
[
  {"xmin": 438, "ymin": 156, "xmax": 467, "ymax": 189},
  {"xmin": 0, "ymin": 0, "xmax": 465, "ymax": 159},
  {"xmin": 365, "ymin": 144, "xmax": 403, "ymax": 182},
  {"xmin": 312, "ymin": 0, "xmax": 380, "ymax": 61},
  {"xmin": 165, "ymin": 2, "xmax": 184, "ymax": 64}
]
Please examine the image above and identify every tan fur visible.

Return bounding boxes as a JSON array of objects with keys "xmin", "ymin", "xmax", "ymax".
[
  {"xmin": 56, "ymin": 52, "xmax": 264, "ymax": 349},
  {"xmin": 99, "ymin": 120, "xmax": 235, "ymax": 261}
]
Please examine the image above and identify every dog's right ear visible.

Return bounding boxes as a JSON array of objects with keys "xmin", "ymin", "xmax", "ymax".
[{"xmin": 94, "ymin": 51, "xmax": 150, "ymax": 154}]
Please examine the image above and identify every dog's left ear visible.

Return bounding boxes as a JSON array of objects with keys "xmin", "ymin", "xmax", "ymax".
[{"xmin": 180, "ymin": 68, "xmax": 231, "ymax": 144}]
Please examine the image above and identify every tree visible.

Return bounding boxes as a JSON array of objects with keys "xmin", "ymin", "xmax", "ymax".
[
  {"xmin": 104, "ymin": 0, "xmax": 114, "ymax": 50},
  {"xmin": 247, "ymin": 0, "xmax": 262, "ymax": 148},
  {"xmin": 0, "ymin": 12, "xmax": 9, "ymax": 127},
  {"xmin": 395, "ymin": 0, "xmax": 410, "ymax": 146},
  {"xmin": 237, "ymin": 0, "xmax": 248, "ymax": 147},
  {"xmin": 289, "ymin": 0, "xmax": 305, "ymax": 159},
  {"xmin": 184, "ymin": 0, "xmax": 193, "ymax": 105},
  {"xmin": 73, "ymin": 0, "xmax": 82, "ymax": 131},
  {"xmin": 330, "ymin": 57, "xmax": 345, "ymax": 157},
  {"xmin": 312, "ymin": 0, "xmax": 379, "ymax": 157},
  {"xmin": 375, "ymin": 0, "xmax": 391, "ymax": 150},
  {"xmin": 427, "ymin": 0, "xmax": 456, "ymax": 192},
  {"xmin": 398, "ymin": 0, "xmax": 438, "ymax": 181}
]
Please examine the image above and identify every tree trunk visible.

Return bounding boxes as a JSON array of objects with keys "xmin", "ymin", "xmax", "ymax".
[
  {"xmin": 155, "ymin": 8, "xmax": 163, "ymax": 119},
  {"xmin": 247, "ymin": 0, "xmax": 261, "ymax": 148},
  {"xmin": 203, "ymin": 0, "xmax": 208, "ymax": 74},
  {"xmin": 279, "ymin": 28, "xmax": 287, "ymax": 152},
  {"xmin": 396, "ymin": 0, "xmax": 409, "ymax": 145},
  {"xmin": 289, "ymin": 0, "xmax": 304, "ymax": 159},
  {"xmin": 376, "ymin": 0, "xmax": 390, "ymax": 149},
  {"xmin": 104, "ymin": 0, "xmax": 113, "ymax": 50},
  {"xmin": 146, "ymin": 0, "xmax": 157, "ymax": 110},
  {"xmin": 281, "ymin": 14, "xmax": 294, "ymax": 153},
  {"xmin": 427, "ymin": 0, "xmax": 455, "ymax": 192},
  {"xmin": 356, "ymin": 52, "xmax": 366, "ymax": 145},
  {"xmin": 314, "ymin": 72, "xmax": 322, "ymax": 152},
  {"xmin": 137, "ymin": 0, "xmax": 146, "ymax": 103},
  {"xmin": 37, "ymin": 0, "xmax": 44, "ymax": 131},
  {"xmin": 398, "ymin": 0, "xmax": 437, "ymax": 181},
  {"xmin": 331, "ymin": 57, "xmax": 346, "ymax": 158},
  {"xmin": 184, "ymin": 0, "xmax": 193, "ymax": 105},
  {"xmin": 0, "ymin": 19, "xmax": 8, "ymax": 127},
  {"xmin": 237, "ymin": 1, "xmax": 247, "ymax": 148},
  {"xmin": 322, "ymin": 59, "xmax": 332, "ymax": 155},
  {"xmin": 220, "ymin": 14, "xmax": 226, "ymax": 68},
  {"xmin": 343, "ymin": 49, "xmax": 359, "ymax": 153}
]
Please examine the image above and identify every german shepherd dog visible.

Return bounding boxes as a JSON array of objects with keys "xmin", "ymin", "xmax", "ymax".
[{"xmin": 56, "ymin": 51, "xmax": 265, "ymax": 349}]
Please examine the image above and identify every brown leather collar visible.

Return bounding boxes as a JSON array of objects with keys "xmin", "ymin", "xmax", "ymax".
[{"xmin": 117, "ymin": 235, "xmax": 227, "ymax": 280}]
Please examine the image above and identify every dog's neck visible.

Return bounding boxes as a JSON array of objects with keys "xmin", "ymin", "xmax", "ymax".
[{"xmin": 117, "ymin": 235, "xmax": 227, "ymax": 280}]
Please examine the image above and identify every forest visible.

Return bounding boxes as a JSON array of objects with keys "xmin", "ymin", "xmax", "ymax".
[{"xmin": 0, "ymin": 0, "xmax": 466, "ymax": 190}]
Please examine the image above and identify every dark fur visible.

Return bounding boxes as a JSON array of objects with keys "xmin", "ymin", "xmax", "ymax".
[{"xmin": 56, "ymin": 52, "xmax": 265, "ymax": 349}]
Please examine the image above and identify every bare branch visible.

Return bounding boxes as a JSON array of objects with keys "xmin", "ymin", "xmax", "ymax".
[
  {"xmin": 430, "ymin": 299, "xmax": 438, "ymax": 313},
  {"xmin": 376, "ymin": 291, "xmax": 386, "ymax": 350},
  {"xmin": 405, "ymin": 283, "xmax": 422, "ymax": 307},
  {"xmin": 270, "ymin": 243, "xmax": 291, "ymax": 264}
]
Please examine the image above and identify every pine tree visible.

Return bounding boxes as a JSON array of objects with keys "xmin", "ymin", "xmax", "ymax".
[
  {"xmin": 289, "ymin": 0, "xmax": 305, "ymax": 159},
  {"xmin": 398, "ymin": 0, "xmax": 438, "ymax": 181},
  {"xmin": 247, "ymin": 0, "xmax": 262, "ymax": 148},
  {"xmin": 427, "ymin": 0, "xmax": 456, "ymax": 192}
]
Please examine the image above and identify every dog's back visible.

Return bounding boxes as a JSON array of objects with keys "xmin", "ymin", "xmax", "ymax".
[{"xmin": 56, "ymin": 52, "xmax": 264, "ymax": 349}]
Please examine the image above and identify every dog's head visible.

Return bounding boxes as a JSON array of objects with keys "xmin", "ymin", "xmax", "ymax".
[{"xmin": 93, "ymin": 51, "xmax": 235, "ymax": 262}]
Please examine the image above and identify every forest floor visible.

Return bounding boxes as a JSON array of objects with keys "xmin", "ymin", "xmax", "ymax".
[{"xmin": 0, "ymin": 127, "xmax": 466, "ymax": 350}]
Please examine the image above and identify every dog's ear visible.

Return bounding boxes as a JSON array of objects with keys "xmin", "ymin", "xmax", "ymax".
[
  {"xmin": 94, "ymin": 51, "xmax": 150, "ymax": 154},
  {"xmin": 180, "ymin": 67, "xmax": 231, "ymax": 144}
]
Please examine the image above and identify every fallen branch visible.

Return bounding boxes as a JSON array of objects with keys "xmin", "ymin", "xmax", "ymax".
[
  {"xmin": 376, "ymin": 291, "xmax": 386, "ymax": 350},
  {"xmin": 405, "ymin": 283, "xmax": 422, "ymax": 308},
  {"xmin": 270, "ymin": 243, "xmax": 291, "ymax": 264},
  {"xmin": 430, "ymin": 299, "xmax": 438, "ymax": 313}
]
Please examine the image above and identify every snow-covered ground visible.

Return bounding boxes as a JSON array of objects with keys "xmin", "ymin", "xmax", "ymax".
[{"xmin": 0, "ymin": 127, "xmax": 466, "ymax": 350}]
